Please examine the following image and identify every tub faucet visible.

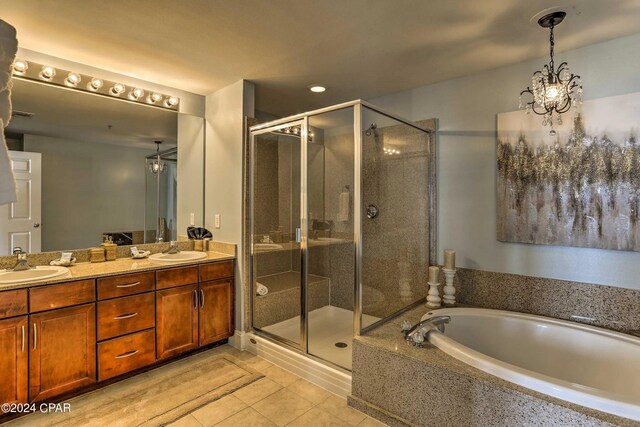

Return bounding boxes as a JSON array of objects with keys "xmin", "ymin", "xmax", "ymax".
[
  {"xmin": 11, "ymin": 247, "xmax": 32, "ymax": 271},
  {"xmin": 163, "ymin": 241, "xmax": 180, "ymax": 254},
  {"xmin": 403, "ymin": 315, "xmax": 451, "ymax": 346}
]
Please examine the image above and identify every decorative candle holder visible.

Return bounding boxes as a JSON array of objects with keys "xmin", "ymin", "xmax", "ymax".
[
  {"xmin": 426, "ymin": 281, "xmax": 442, "ymax": 308},
  {"xmin": 443, "ymin": 268, "xmax": 457, "ymax": 305}
]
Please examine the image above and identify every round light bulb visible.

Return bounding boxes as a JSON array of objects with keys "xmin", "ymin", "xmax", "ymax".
[
  {"xmin": 147, "ymin": 92, "xmax": 162, "ymax": 104},
  {"xmin": 110, "ymin": 83, "xmax": 126, "ymax": 96},
  {"xmin": 13, "ymin": 59, "xmax": 28, "ymax": 75},
  {"xmin": 64, "ymin": 72, "xmax": 82, "ymax": 87},
  {"xmin": 128, "ymin": 88, "xmax": 144, "ymax": 100},
  {"xmin": 309, "ymin": 85, "xmax": 326, "ymax": 93},
  {"xmin": 164, "ymin": 96, "xmax": 179, "ymax": 107},
  {"xmin": 87, "ymin": 78, "xmax": 103, "ymax": 91},
  {"xmin": 545, "ymin": 85, "xmax": 560, "ymax": 101},
  {"xmin": 39, "ymin": 66, "xmax": 56, "ymax": 81}
]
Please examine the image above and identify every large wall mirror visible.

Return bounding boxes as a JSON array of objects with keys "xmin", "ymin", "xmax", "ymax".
[{"xmin": 1, "ymin": 76, "xmax": 204, "ymax": 255}]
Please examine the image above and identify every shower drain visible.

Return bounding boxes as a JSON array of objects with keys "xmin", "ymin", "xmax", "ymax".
[{"xmin": 334, "ymin": 342, "xmax": 348, "ymax": 348}]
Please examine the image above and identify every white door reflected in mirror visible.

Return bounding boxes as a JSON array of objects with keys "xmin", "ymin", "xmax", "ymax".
[{"xmin": 0, "ymin": 151, "xmax": 41, "ymax": 256}]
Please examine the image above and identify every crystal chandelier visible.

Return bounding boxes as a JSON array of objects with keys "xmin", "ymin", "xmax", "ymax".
[
  {"xmin": 149, "ymin": 141, "xmax": 166, "ymax": 174},
  {"xmin": 519, "ymin": 11, "xmax": 583, "ymax": 136}
]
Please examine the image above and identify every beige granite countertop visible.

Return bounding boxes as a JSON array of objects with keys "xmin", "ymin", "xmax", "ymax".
[
  {"xmin": 355, "ymin": 305, "xmax": 637, "ymax": 427},
  {"xmin": 0, "ymin": 251, "xmax": 235, "ymax": 291}
]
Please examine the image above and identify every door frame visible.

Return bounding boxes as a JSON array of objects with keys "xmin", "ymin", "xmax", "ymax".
[
  {"xmin": 249, "ymin": 119, "xmax": 308, "ymax": 352},
  {"xmin": 0, "ymin": 151, "xmax": 42, "ymax": 255}
]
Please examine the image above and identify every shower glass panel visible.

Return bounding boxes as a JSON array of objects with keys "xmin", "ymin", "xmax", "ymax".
[
  {"xmin": 360, "ymin": 107, "xmax": 432, "ymax": 328},
  {"xmin": 251, "ymin": 123, "xmax": 303, "ymax": 348},
  {"xmin": 144, "ymin": 149, "xmax": 178, "ymax": 243},
  {"xmin": 248, "ymin": 100, "xmax": 435, "ymax": 371},
  {"xmin": 307, "ymin": 107, "xmax": 356, "ymax": 369}
]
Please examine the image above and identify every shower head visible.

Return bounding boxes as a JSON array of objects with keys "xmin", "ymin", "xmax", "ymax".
[{"xmin": 365, "ymin": 123, "xmax": 378, "ymax": 137}]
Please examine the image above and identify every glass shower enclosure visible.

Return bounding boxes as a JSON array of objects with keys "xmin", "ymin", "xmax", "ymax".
[
  {"xmin": 249, "ymin": 100, "xmax": 435, "ymax": 370},
  {"xmin": 144, "ymin": 146, "xmax": 178, "ymax": 243}
]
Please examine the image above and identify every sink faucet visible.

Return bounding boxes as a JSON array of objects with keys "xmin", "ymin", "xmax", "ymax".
[
  {"xmin": 163, "ymin": 241, "xmax": 180, "ymax": 254},
  {"xmin": 11, "ymin": 247, "xmax": 32, "ymax": 271},
  {"xmin": 402, "ymin": 315, "xmax": 451, "ymax": 346}
]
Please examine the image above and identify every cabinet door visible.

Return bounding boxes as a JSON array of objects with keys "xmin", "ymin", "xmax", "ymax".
[
  {"xmin": 199, "ymin": 279, "xmax": 234, "ymax": 346},
  {"xmin": 29, "ymin": 304, "xmax": 96, "ymax": 402},
  {"xmin": 0, "ymin": 316, "xmax": 28, "ymax": 404},
  {"xmin": 156, "ymin": 284, "xmax": 198, "ymax": 360}
]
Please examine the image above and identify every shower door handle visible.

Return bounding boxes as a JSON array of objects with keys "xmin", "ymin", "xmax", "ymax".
[{"xmin": 295, "ymin": 228, "xmax": 301, "ymax": 243}]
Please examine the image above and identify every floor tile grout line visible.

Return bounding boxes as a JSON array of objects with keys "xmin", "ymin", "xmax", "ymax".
[{"xmin": 157, "ymin": 373, "xmax": 266, "ymax": 426}]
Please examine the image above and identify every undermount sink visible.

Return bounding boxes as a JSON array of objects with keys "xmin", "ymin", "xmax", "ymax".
[
  {"xmin": 0, "ymin": 266, "xmax": 71, "ymax": 285},
  {"xmin": 148, "ymin": 251, "xmax": 208, "ymax": 263},
  {"xmin": 253, "ymin": 243, "xmax": 283, "ymax": 250}
]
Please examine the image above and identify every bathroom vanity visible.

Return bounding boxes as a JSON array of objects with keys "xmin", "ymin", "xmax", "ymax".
[{"xmin": 0, "ymin": 255, "xmax": 234, "ymax": 408}]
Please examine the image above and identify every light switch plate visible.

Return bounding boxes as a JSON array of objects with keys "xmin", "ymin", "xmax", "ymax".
[
  {"xmin": 190, "ymin": 213, "xmax": 195, "ymax": 226},
  {"xmin": 214, "ymin": 214, "xmax": 220, "ymax": 228}
]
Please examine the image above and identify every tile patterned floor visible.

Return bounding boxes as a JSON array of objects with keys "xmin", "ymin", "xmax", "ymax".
[
  {"xmin": 171, "ymin": 346, "xmax": 387, "ymax": 426},
  {"xmin": 1, "ymin": 345, "xmax": 386, "ymax": 427}
]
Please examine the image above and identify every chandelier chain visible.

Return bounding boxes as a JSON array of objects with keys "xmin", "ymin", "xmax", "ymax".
[{"xmin": 549, "ymin": 23, "xmax": 555, "ymax": 73}]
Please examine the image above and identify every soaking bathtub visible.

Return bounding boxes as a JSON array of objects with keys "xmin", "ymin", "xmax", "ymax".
[{"xmin": 422, "ymin": 307, "xmax": 640, "ymax": 421}]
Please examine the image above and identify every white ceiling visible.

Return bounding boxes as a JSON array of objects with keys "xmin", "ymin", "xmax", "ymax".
[{"xmin": 3, "ymin": 0, "xmax": 640, "ymax": 116}]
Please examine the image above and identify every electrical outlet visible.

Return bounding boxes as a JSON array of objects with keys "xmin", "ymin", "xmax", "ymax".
[
  {"xmin": 214, "ymin": 214, "xmax": 220, "ymax": 228},
  {"xmin": 189, "ymin": 213, "xmax": 195, "ymax": 226}
]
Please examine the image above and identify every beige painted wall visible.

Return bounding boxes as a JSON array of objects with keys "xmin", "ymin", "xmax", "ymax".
[
  {"xmin": 205, "ymin": 79, "xmax": 255, "ymax": 331},
  {"xmin": 370, "ymin": 32, "xmax": 640, "ymax": 290},
  {"xmin": 24, "ymin": 134, "xmax": 150, "ymax": 251},
  {"xmin": 176, "ymin": 114, "xmax": 205, "ymax": 238}
]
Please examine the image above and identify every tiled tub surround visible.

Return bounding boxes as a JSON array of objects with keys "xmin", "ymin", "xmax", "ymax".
[
  {"xmin": 452, "ymin": 268, "xmax": 640, "ymax": 336},
  {"xmin": 349, "ymin": 305, "xmax": 637, "ymax": 427}
]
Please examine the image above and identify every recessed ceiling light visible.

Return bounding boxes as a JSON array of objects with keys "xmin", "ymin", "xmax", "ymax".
[{"xmin": 309, "ymin": 85, "xmax": 326, "ymax": 93}]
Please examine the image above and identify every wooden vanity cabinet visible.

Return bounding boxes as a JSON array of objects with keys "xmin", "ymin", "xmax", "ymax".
[
  {"xmin": 0, "ymin": 258, "xmax": 234, "ymax": 409},
  {"xmin": 29, "ymin": 304, "xmax": 96, "ymax": 402},
  {"xmin": 199, "ymin": 279, "xmax": 234, "ymax": 346},
  {"xmin": 156, "ymin": 284, "xmax": 199, "ymax": 360},
  {"xmin": 156, "ymin": 261, "xmax": 234, "ymax": 359},
  {"xmin": 0, "ymin": 316, "xmax": 28, "ymax": 405}
]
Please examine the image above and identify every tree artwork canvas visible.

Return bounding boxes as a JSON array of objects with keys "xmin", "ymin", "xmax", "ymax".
[{"xmin": 497, "ymin": 92, "xmax": 640, "ymax": 252}]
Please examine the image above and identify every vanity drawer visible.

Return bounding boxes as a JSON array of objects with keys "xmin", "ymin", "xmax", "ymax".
[
  {"xmin": 30, "ymin": 280, "xmax": 96, "ymax": 313},
  {"xmin": 156, "ymin": 266, "xmax": 198, "ymax": 290},
  {"xmin": 199, "ymin": 261, "xmax": 234, "ymax": 282},
  {"xmin": 97, "ymin": 272, "xmax": 155, "ymax": 300},
  {"xmin": 0, "ymin": 289, "xmax": 28, "ymax": 319},
  {"xmin": 97, "ymin": 329, "xmax": 155, "ymax": 381},
  {"xmin": 97, "ymin": 293, "xmax": 155, "ymax": 341}
]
